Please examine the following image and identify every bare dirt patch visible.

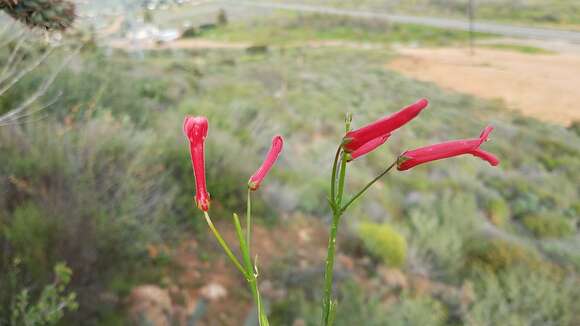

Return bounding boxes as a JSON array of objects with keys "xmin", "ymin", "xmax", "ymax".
[{"xmin": 388, "ymin": 47, "xmax": 580, "ymax": 125}]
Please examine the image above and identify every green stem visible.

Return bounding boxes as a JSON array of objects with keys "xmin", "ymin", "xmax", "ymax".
[
  {"xmin": 340, "ymin": 160, "xmax": 397, "ymax": 213},
  {"xmin": 322, "ymin": 114, "xmax": 352, "ymax": 326},
  {"xmin": 322, "ymin": 152, "xmax": 348, "ymax": 326},
  {"xmin": 232, "ymin": 213, "xmax": 268, "ymax": 326},
  {"xmin": 323, "ymin": 152, "xmax": 346, "ymax": 326},
  {"xmin": 247, "ymin": 188, "xmax": 252, "ymax": 255},
  {"xmin": 336, "ymin": 113, "xmax": 351, "ymax": 207},
  {"xmin": 330, "ymin": 145, "xmax": 342, "ymax": 203},
  {"xmin": 322, "ymin": 210, "xmax": 342, "ymax": 325},
  {"xmin": 243, "ymin": 193, "xmax": 264, "ymax": 324},
  {"xmin": 203, "ymin": 211, "xmax": 247, "ymax": 277},
  {"xmin": 336, "ymin": 152, "xmax": 348, "ymax": 207}
]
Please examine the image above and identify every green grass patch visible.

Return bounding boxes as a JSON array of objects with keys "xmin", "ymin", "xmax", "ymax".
[
  {"xmin": 465, "ymin": 238, "xmax": 543, "ymax": 272},
  {"xmin": 195, "ymin": 12, "xmax": 493, "ymax": 46}
]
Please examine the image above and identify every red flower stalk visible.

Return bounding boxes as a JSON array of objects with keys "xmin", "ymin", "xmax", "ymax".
[
  {"xmin": 397, "ymin": 126, "xmax": 500, "ymax": 171},
  {"xmin": 249, "ymin": 135, "xmax": 284, "ymax": 191},
  {"xmin": 346, "ymin": 133, "xmax": 391, "ymax": 162},
  {"xmin": 343, "ymin": 98, "xmax": 429, "ymax": 153},
  {"xmin": 183, "ymin": 116, "xmax": 210, "ymax": 211}
]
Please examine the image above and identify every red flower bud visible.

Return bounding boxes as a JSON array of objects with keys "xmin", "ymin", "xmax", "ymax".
[
  {"xmin": 249, "ymin": 135, "xmax": 284, "ymax": 191},
  {"xmin": 397, "ymin": 126, "xmax": 500, "ymax": 171},
  {"xmin": 343, "ymin": 99, "xmax": 429, "ymax": 153},
  {"xmin": 183, "ymin": 116, "xmax": 210, "ymax": 211},
  {"xmin": 346, "ymin": 133, "xmax": 391, "ymax": 162}
]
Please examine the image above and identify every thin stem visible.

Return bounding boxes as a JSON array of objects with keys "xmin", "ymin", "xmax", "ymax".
[
  {"xmin": 254, "ymin": 285, "xmax": 266, "ymax": 326},
  {"xmin": 321, "ymin": 114, "xmax": 352, "ymax": 326},
  {"xmin": 321, "ymin": 210, "xmax": 342, "ymax": 326},
  {"xmin": 336, "ymin": 113, "xmax": 352, "ymax": 207},
  {"xmin": 330, "ymin": 145, "xmax": 342, "ymax": 203},
  {"xmin": 320, "ymin": 147, "xmax": 342, "ymax": 324},
  {"xmin": 203, "ymin": 211, "xmax": 247, "ymax": 277},
  {"xmin": 232, "ymin": 213, "xmax": 268, "ymax": 326},
  {"xmin": 246, "ymin": 188, "xmax": 252, "ymax": 255},
  {"xmin": 340, "ymin": 160, "xmax": 397, "ymax": 213},
  {"xmin": 322, "ymin": 148, "xmax": 349, "ymax": 326},
  {"xmin": 336, "ymin": 151, "xmax": 348, "ymax": 208},
  {"xmin": 232, "ymin": 213, "xmax": 251, "ymax": 271}
]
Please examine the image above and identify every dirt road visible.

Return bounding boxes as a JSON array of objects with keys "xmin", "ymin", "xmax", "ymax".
[{"xmin": 388, "ymin": 47, "xmax": 580, "ymax": 125}]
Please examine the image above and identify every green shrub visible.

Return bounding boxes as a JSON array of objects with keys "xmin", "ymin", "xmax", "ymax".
[
  {"xmin": 217, "ymin": 9, "xmax": 228, "ymax": 25},
  {"xmin": 334, "ymin": 284, "xmax": 448, "ymax": 326},
  {"xmin": 541, "ymin": 241, "xmax": 580, "ymax": 272},
  {"xmin": 3, "ymin": 203, "xmax": 55, "ymax": 280},
  {"xmin": 181, "ymin": 26, "xmax": 199, "ymax": 38},
  {"xmin": 271, "ymin": 282, "xmax": 392, "ymax": 326},
  {"xmin": 385, "ymin": 294, "xmax": 448, "ymax": 326},
  {"xmin": 406, "ymin": 192, "xmax": 479, "ymax": 275},
  {"xmin": 569, "ymin": 120, "xmax": 580, "ymax": 136},
  {"xmin": 357, "ymin": 222, "xmax": 407, "ymax": 268},
  {"xmin": 486, "ymin": 197, "xmax": 510, "ymax": 227},
  {"xmin": 465, "ymin": 238, "xmax": 542, "ymax": 272},
  {"xmin": 522, "ymin": 214, "xmax": 575, "ymax": 238},
  {"xmin": 270, "ymin": 282, "xmax": 449, "ymax": 326},
  {"xmin": 468, "ymin": 267, "xmax": 579, "ymax": 326},
  {"xmin": 571, "ymin": 201, "xmax": 580, "ymax": 217},
  {"xmin": 10, "ymin": 263, "xmax": 78, "ymax": 325},
  {"xmin": 0, "ymin": 115, "xmax": 178, "ymax": 322}
]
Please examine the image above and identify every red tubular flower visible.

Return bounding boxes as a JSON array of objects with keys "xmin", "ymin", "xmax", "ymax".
[
  {"xmin": 183, "ymin": 116, "xmax": 210, "ymax": 211},
  {"xmin": 397, "ymin": 126, "xmax": 500, "ymax": 171},
  {"xmin": 343, "ymin": 98, "xmax": 429, "ymax": 153},
  {"xmin": 346, "ymin": 133, "xmax": 391, "ymax": 162},
  {"xmin": 248, "ymin": 135, "xmax": 284, "ymax": 191}
]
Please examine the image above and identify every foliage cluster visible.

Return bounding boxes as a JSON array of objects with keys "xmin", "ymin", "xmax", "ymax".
[
  {"xmin": 357, "ymin": 222, "xmax": 407, "ymax": 268},
  {"xmin": 522, "ymin": 213, "xmax": 575, "ymax": 238}
]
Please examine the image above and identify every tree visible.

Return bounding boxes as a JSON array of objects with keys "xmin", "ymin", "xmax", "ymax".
[{"xmin": 0, "ymin": 0, "xmax": 76, "ymax": 31}]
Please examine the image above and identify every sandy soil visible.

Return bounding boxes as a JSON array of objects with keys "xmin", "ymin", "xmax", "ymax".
[{"xmin": 388, "ymin": 47, "xmax": 580, "ymax": 125}]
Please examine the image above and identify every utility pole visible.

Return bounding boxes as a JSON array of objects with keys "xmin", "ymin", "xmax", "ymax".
[{"xmin": 468, "ymin": 0, "xmax": 475, "ymax": 55}]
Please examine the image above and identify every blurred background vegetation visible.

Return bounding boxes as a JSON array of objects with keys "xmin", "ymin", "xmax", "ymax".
[
  {"xmin": 1, "ymin": 0, "xmax": 579, "ymax": 325},
  {"xmin": 268, "ymin": 0, "xmax": 580, "ymax": 28}
]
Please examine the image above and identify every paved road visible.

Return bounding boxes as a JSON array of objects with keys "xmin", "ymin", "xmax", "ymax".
[{"xmin": 221, "ymin": 1, "xmax": 580, "ymax": 43}]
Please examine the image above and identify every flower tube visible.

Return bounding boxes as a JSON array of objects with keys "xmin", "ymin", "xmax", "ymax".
[
  {"xmin": 346, "ymin": 133, "xmax": 391, "ymax": 162},
  {"xmin": 248, "ymin": 135, "xmax": 284, "ymax": 191},
  {"xmin": 397, "ymin": 126, "xmax": 500, "ymax": 171},
  {"xmin": 343, "ymin": 98, "xmax": 429, "ymax": 153},
  {"xmin": 183, "ymin": 116, "xmax": 210, "ymax": 211}
]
